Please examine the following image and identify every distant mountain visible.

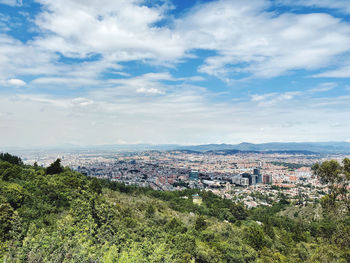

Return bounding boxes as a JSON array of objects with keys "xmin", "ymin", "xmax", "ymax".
[
  {"xmin": 176, "ymin": 142, "xmax": 350, "ymax": 154},
  {"xmin": 1, "ymin": 144, "xmax": 181, "ymax": 154},
  {"xmin": 3, "ymin": 141, "xmax": 350, "ymax": 154},
  {"xmin": 203, "ymin": 149, "xmax": 317, "ymax": 155}
]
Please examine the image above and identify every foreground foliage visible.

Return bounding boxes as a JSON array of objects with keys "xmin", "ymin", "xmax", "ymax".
[{"xmin": 0, "ymin": 154, "xmax": 349, "ymax": 262}]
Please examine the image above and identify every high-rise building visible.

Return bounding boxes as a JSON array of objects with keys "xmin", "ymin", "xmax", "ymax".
[
  {"xmin": 189, "ymin": 170, "xmax": 199, "ymax": 180},
  {"xmin": 240, "ymin": 177, "xmax": 249, "ymax": 186},
  {"xmin": 254, "ymin": 168, "xmax": 262, "ymax": 183},
  {"xmin": 242, "ymin": 173, "xmax": 256, "ymax": 185},
  {"xmin": 232, "ymin": 175, "xmax": 249, "ymax": 186},
  {"xmin": 263, "ymin": 174, "xmax": 272, "ymax": 184}
]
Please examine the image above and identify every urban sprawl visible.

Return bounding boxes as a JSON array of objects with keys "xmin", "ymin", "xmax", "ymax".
[{"xmin": 22, "ymin": 150, "xmax": 349, "ymax": 209}]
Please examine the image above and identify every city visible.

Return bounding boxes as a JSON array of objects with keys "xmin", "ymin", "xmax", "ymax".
[{"xmin": 20, "ymin": 149, "xmax": 346, "ymax": 209}]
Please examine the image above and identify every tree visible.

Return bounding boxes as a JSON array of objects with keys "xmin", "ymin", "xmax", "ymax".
[
  {"xmin": 230, "ymin": 202, "xmax": 248, "ymax": 220},
  {"xmin": 313, "ymin": 158, "xmax": 350, "ymax": 214},
  {"xmin": 245, "ymin": 225, "xmax": 266, "ymax": 251},
  {"xmin": 146, "ymin": 204, "xmax": 155, "ymax": 218},
  {"xmin": 46, "ymin": 159, "xmax": 64, "ymax": 175},
  {"xmin": 0, "ymin": 201, "xmax": 17, "ymax": 241},
  {"xmin": 195, "ymin": 215, "xmax": 207, "ymax": 231},
  {"xmin": 89, "ymin": 177, "xmax": 102, "ymax": 194},
  {"xmin": 1, "ymin": 182, "xmax": 24, "ymax": 209},
  {"xmin": 0, "ymin": 153, "xmax": 23, "ymax": 166}
]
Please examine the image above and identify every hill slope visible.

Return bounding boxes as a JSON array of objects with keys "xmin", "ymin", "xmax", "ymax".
[{"xmin": 0, "ymin": 155, "xmax": 349, "ymax": 262}]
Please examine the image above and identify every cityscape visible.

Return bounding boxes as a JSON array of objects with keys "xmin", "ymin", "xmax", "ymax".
[{"xmin": 20, "ymin": 148, "xmax": 347, "ymax": 209}]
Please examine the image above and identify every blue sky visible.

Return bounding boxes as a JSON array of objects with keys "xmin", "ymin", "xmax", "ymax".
[{"xmin": 1, "ymin": 0, "xmax": 350, "ymax": 147}]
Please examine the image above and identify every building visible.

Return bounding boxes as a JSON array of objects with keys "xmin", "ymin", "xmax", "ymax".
[
  {"xmin": 189, "ymin": 170, "xmax": 199, "ymax": 180},
  {"xmin": 242, "ymin": 173, "xmax": 257, "ymax": 185},
  {"xmin": 240, "ymin": 177, "xmax": 249, "ymax": 186},
  {"xmin": 231, "ymin": 175, "xmax": 249, "ymax": 186},
  {"xmin": 254, "ymin": 168, "xmax": 262, "ymax": 183},
  {"xmin": 232, "ymin": 175, "xmax": 241, "ymax": 185},
  {"xmin": 192, "ymin": 194, "xmax": 202, "ymax": 205},
  {"xmin": 263, "ymin": 174, "xmax": 272, "ymax": 184}
]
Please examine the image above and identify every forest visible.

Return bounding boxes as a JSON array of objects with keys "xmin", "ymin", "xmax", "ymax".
[{"xmin": 0, "ymin": 153, "xmax": 349, "ymax": 262}]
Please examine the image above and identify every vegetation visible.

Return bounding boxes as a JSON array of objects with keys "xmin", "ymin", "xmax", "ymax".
[
  {"xmin": 0, "ymin": 153, "xmax": 349, "ymax": 262},
  {"xmin": 0, "ymin": 153, "xmax": 23, "ymax": 165},
  {"xmin": 45, "ymin": 158, "xmax": 64, "ymax": 175},
  {"xmin": 312, "ymin": 158, "xmax": 350, "ymax": 214},
  {"xmin": 270, "ymin": 162, "xmax": 312, "ymax": 169}
]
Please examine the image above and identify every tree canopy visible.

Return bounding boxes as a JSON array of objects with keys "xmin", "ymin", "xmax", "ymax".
[
  {"xmin": 46, "ymin": 158, "xmax": 64, "ymax": 175},
  {"xmin": 313, "ymin": 158, "xmax": 350, "ymax": 214},
  {"xmin": 0, "ymin": 155, "xmax": 349, "ymax": 262},
  {"xmin": 0, "ymin": 153, "xmax": 23, "ymax": 165}
]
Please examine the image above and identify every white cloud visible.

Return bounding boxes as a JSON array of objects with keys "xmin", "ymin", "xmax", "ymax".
[
  {"xmin": 7, "ymin": 78, "xmax": 26, "ymax": 86},
  {"xmin": 251, "ymin": 93, "xmax": 276, "ymax": 102},
  {"xmin": 16, "ymin": 95, "xmax": 95, "ymax": 108},
  {"xmin": 92, "ymin": 72, "xmax": 174, "ymax": 99},
  {"xmin": 1, "ymin": 0, "xmax": 350, "ymax": 83},
  {"xmin": 0, "ymin": 1, "xmax": 185, "ymax": 85},
  {"xmin": 0, "ymin": 35, "xmax": 59, "ymax": 79},
  {"xmin": 311, "ymin": 95, "xmax": 350, "ymax": 107},
  {"xmin": 33, "ymin": 0, "xmax": 185, "ymax": 61},
  {"xmin": 251, "ymin": 91, "xmax": 301, "ymax": 106},
  {"xmin": 2, "ymin": 83, "xmax": 350, "ymax": 146},
  {"xmin": 0, "ymin": 0, "xmax": 22, "ymax": 6},
  {"xmin": 279, "ymin": 0, "xmax": 350, "ymax": 14},
  {"xmin": 313, "ymin": 64, "xmax": 350, "ymax": 78},
  {"xmin": 71, "ymin": 97, "xmax": 94, "ymax": 107},
  {"xmin": 251, "ymin": 83, "xmax": 338, "ymax": 107},
  {"xmin": 136, "ymin": 87, "xmax": 165, "ymax": 95},
  {"xmin": 31, "ymin": 77, "xmax": 100, "ymax": 86},
  {"xmin": 176, "ymin": 0, "xmax": 350, "ymax": 79},
  {"xmin": 1, "ymin": 1, "xmax": 350, "ymax": 146},
  {"xmin": 308, "ymin": 82, "xmax": 337, "ymax": 92}
]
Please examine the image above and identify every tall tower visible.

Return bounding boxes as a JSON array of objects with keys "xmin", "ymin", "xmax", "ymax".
[{"xmin": 254, "ymin": 168, "xmax": 262, "ymax": 183}]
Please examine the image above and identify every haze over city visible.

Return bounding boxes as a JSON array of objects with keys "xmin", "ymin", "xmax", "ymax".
[{"xmin": 1, "ymin": 0, "xmax": 350, "ymax": 147}]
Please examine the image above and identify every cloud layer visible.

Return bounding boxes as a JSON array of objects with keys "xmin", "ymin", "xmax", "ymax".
[
  {"xmin": 1, "ymin": 0, "xmax": 350, "ymax": 146},
  {"xmin": 3, "ymin": 0, "xmax": 350, "ymax": 82}
]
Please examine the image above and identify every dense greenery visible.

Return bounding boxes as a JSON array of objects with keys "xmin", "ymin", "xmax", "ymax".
[
  {"xmin": 45, "ymin": 158, "xmax": 64, "ymax": 175},
  {"xmin": 0, "ymin": 153, "xmax": 349, "ymax": 262},
  {"xmin": 313, "ymin": 158, "xmax": 350, "ymax": 214},
  {"xmin": 0, "ymin": 152, "xmax": 23, "ymax": 165},
  {"xmin": 270, "ymin": 162, "xmax": 311, "ymax": 170}
]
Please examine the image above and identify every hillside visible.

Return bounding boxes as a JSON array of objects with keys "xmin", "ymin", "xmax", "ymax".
[
  {"xmin": 1, "ymin": 154, "xmax": 349, "ymax": 262},
  {"xmin": 278, "ymin": 204, "xmax": 323, "ymax": 222}
]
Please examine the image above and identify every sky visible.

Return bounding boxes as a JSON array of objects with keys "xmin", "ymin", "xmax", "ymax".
[{"xmin": 1, "ymin": 0, "xmax": 350, "ymax": 147}]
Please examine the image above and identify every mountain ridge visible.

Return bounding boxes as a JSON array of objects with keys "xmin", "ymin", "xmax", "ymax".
[
  {"xmin": 177, "ymin": 141, "xmax": 350, "ymax": 153},
  {"xmin": 2, "ymin": 141, "xmax": 350, "ymax": 154}
]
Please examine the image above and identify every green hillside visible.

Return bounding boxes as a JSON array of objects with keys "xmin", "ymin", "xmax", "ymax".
[{"xmin": 0, "ymin": 154, "xmax": 349, "ymax": 262}]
